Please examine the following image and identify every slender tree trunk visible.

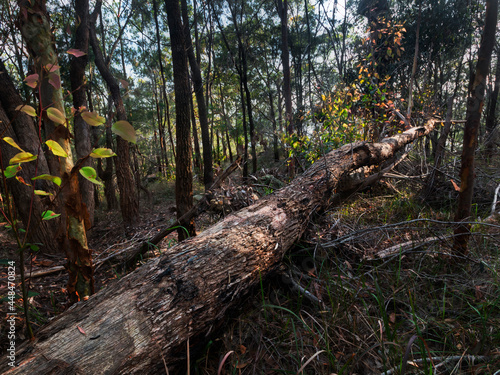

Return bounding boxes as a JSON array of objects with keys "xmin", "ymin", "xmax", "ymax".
[
  {"xmin": 190, "ymin": 91, "xmax": 203, "ymax": 173},
  {"xmin": 406, "ymin": 0, "xmax": 421, "ymax": 123},
  {"xmin": 99, "ymin": 104, "xmax": 119, "ymax": 211},
  {"xmin": 239, "ymin": 76, "xmax": 249, "ymax": 180},
  {"xmin": 270, "ymin": 90, "xmax": 280, "ymax": 162},
  {"xmin": 152, "ymin": 75, "xmax": 166, "ymax": 175},
  {"xmin": 454, "ymin": 0, "xmax": 498, "ymax": 254},
  {"xmin": 153, "ymin": 0, "xmax": 172, "ymax": 172},
  {"xmin": 219, "ymin": 83, "xmax": 234, "ymax": 163},
  {"xmin": 70, "ymin": 0, "xmax": 94, "ymax": 226},
  {"xmin": 242, "ymin": 59, "xmax": 258, "ymax": 174},
  {"xmin": 277, "ymin": 0, "xmax": 294, "ymax": 177},
  {"xmin": 227, "ymin": 0, "xmax": 257, "ymax": 174},
  {"xmin": 485, "ymin": 52, "xmax": 500, "ymax": 155},
  {"xmin": 164, "ymin": 0, "xmax": 196, "ymax": 240},
  {"xmin": 181, "ymin": 0, "xmax": 213, "ymax": 189},
  {"xmin": 18, "ymin": 0, "xmax": 93, "ymax": 302},
  {"xmin": 89, "ymin": 0, "xmax": 139, "ymax": 228}
]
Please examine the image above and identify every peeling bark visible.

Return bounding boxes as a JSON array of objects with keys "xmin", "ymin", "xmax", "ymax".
[{"xmin": 0, "ymin": 120, "xmax": 438, "ymax": 374}]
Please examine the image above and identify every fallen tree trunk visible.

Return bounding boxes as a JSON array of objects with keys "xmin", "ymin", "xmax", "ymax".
[
  {"xmin": 122, "ymin": 156, "xmax": 242, "ymax": 270},
  {"xmin": 2, "ymin": 120, "xmax": 438, "ymax": 374}
]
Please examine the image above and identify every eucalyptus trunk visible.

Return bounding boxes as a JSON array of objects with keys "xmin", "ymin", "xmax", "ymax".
[
  {"xmin": 18, "ymin": 0, "xmax": 93, "ymax": 302},
  {"xmin": 164, "ymin": 0, "xmax": 196, "ymax": 241},
  {"xmin": 89, "ymin": 0, "xmax": 139, "ymax": 228},
  {"xmin": 70, "ymin": 0, "xmax": 94, "ymax": 226},
  {"xmin": 181, "ymin": 0, "xmax": 214, "ymax": 189},
  {"xmin": 454, "ymin": 0, "xmax": 498, "ymax": 254}
]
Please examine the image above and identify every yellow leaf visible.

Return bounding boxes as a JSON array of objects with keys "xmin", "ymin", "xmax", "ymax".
[
  {"xmin": 16, "ymin": 104, "xmax": 37, "ymax": 117},
  {"xmin": 46, "ymin": 107, "xmax": 66, "ymax": 125},
  {"xmin": 46, "ymin": 140, "xmax": 68, "ymax": 158},
  {"xmin": 9, "ymin": 152, "xmax": 37, "ymax": 164},
  {"xmin": 3, "ymin": 137, "xmax": 24, "ymax": 152}
]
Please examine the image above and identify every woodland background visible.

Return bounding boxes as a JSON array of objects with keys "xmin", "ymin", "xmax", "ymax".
[{"xmin": 1, "ymin": 0, "xmax": 500, "ymax": 373}]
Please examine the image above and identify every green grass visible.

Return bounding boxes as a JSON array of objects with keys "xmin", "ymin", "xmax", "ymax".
[{"xmin": 196, "ymin": 189, "xmax": 500, "ymax": 374}]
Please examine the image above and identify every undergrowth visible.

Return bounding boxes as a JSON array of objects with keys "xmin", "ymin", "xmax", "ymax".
[{"xmin": 197, "ymin": 188, "xmax": 500, "ymax": 374}]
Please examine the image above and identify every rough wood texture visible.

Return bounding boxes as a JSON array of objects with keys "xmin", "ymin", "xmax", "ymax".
[{"xmin": 1, "ymin": 120, "xmax": 437, "ymax": 374}]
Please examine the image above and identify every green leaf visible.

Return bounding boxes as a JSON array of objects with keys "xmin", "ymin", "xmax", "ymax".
[
  {"xmin": 42, "ymin": 210, "xmax": 61, "ymax": 221},
  {"xmin": 15, "ymin": 104, "xmax": 37, "ymax": 117},
  {"xmin": 45, "ymin": 140, "xmax": 68, "ymax": 158},
  {"xmin": 9, "ymin": 152, "xmax": 37, "ymax": 164},
  {"xmin": 4, "ymin": 165, "xmax": 21, "ymax": 178},
  {"xmin": 46, "ymin": 107, "xmax": 66, "ymax": 125},
  {"xmin": 34, "ymin": 190, "xmax": 53, "ymax": 196},
  {"xmin": 90, "ymin": 148, "xmax": 116, "ymax": 158},
  {"xmin": 79, "ymin": 166, "xmax": 103, "ymax": 186},
  {"xmin": 28, "ymin": 244, "xmax": 40, "ymax": 252},
  {"xmin": 3, "ymin": 137, "xmax": 24, "ymax": 152},
  {"xmin": 81, "ymin": 111, "xmax": 105, "ymax": 126},
  {"xmin": 112, "ymin": 120, "xmax": 136, "ymax": 144},
  {"xmin": 32, "ymin": 174, "xmax": 61, "ymax": 187}
]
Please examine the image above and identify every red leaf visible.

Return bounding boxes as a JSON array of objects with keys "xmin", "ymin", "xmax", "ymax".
[
  {"xmin": 44, "ymin": 64, "xmax": 60, "ymax": 73},
  {"xmin": 451, "ymin": 179, "xmax": 461, "ymax": 192},
  {"xmin": 24, "ymin": 74, "xmax": 39, "ymax": 89},
  {"xmin": 48, "ymin": 72, "xmax": 61, "ymax": 90},
  {"xmin": 67, "ymin": 49, "xmax": 86, "ymax": 57}
]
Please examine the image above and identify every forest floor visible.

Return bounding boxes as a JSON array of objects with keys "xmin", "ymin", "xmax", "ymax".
[{"xmin": 1, "ymin": 149, "xmax": 500, "ymax": 374}]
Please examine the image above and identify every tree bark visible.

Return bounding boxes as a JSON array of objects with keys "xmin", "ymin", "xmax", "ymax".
[
  {"xmin": 70, "ymin": 0, "xmax": 94, "ymax": 226},
  {"xmin": 0, "ymin": 60, "xmax": 62, "ymax": 254},
  {"xmin": 181, "ymin": 0, "xmax": 214, "ymax": 189},
  {"xmin": 189, "ymin": 92, "xmax": 203, "ymax": 174},
  {"xmin": 454, "ymin": 0, "xmax": 498, "ymax": 254},
  {"xmin": 89, "ymin": 0, "xmax": 139, "ymax": 228},
  {"xmin": 17, "ymin": 0, "xmax": 93, "ymax": 302},
  {"xmin": 277, "ymin": 0, "xmax": 294, "ymax": 178},
  {"xmin": 485, "ymin": 52, "xmax": 500, "ymax": 155},
  {"xmin": 0, "ymin": 120, "xmax": 438, "ymax": 374},
  {"xmin": 152, "ymin": 0, "xmax": 171, "ymax": 173},
  {"xmin": 164, "ymin": 0, "xmax": 196, "ymax": 240}
]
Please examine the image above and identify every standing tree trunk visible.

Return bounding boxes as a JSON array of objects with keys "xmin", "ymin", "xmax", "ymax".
[
  {"xmin": 406, "ymin": 0, "xmax": 421, "ymax": 123},
  {"xmin": 70, "ymin": 0, "xmax": 94, "ymax": 226},
  {"xmin": 454, "ymin": 0, "xmax": 498, "ymax": 254},
  {"xmin": 485, "ymin": 52, "xmax": 500, "ymax": 155},
  {"xmin": 277, "ymin": 0, "xmax": 294, "ymax": 177},
  {"xmin": 152, "ymin": 0, "xmax": 171, "ymax": 173},
  {"xmin": 226, "ymin": 0, "xmax": 258, "ymax": 175},
  {"xmin": 1, "ymin": 120, "xmax": 439, "ymax": 375},
  {"xmin": 190, "ymin": 91, "xmax": 203, "ymax": 174},
  {"xmin": 164, "ymin": 0, "xmax": 196, "ymax": 240},
  {"xmin": 219, "ymin": 82, "xmax": 234, "ymax": 163},
  {"xmin": 89, "ymin": 0, "xmax": 139, "ymax": 228},
  {"xmin": 0, "ymin": 60, "xmax": 62, "ymax": 254},
  {"xmin": 18, "ymin": 0, "xmax": 93, "ymax": 302},
  {"xmin": 181, "ymin": 0, "xmax": 213, "ymax": 190},
  {"xmin": 98, "ymin": 102, "xmax": 119, "ymax": 211}
]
